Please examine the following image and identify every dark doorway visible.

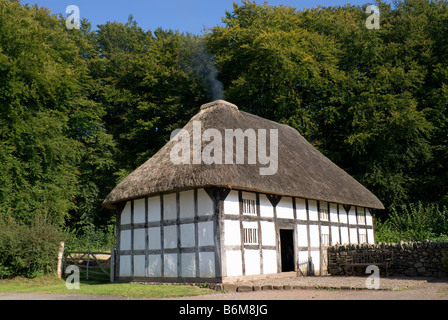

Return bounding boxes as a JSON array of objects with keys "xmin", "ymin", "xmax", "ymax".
[{"xmin": 280, "ymin": 229, "xmax": 295, "ymax": 272}]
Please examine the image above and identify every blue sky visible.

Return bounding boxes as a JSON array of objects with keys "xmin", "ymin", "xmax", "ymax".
[{"xmin": 21, "ymin": 0, "xmax": 373, "ymax": 34}]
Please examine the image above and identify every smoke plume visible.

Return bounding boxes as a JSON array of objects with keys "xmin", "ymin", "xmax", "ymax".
[{"xmin": 178, "ymin": 37, "xmax": 224, "ymax": 101}]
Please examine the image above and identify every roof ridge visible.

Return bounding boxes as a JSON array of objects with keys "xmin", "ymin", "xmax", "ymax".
[{"xmin": 200, "ymin": 100, "xmax": 238, "ymax": 111}]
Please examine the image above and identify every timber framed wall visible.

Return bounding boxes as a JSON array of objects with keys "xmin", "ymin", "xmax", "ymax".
[
  {"xmin": 116, "ymin": 188, "xmax": 221, "ymax": 282},
  {"xmin": 115, "ymin": 186, "xmax": 376, "ymax": 282},
  {"xmin": 221, "ymin": 189, "xmax": 375, "ymax": 280}
]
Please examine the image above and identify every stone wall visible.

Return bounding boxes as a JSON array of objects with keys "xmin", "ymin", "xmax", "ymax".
[{"xmin": 327, "ymin": 240, "xmax": 448, "ymax": 278}]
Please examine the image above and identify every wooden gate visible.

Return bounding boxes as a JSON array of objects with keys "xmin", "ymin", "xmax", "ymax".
[{"xmin": 63, "ymin": 248, "xmax": 115, "ymax": 282}]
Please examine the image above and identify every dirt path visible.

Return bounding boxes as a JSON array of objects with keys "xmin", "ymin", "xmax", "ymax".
[
  {"xmin": 1, "ymin": 276, "xmax": 447, "ymax": 300},
  {"xmin": 186, "ymin": 282, "xmax": 448, "ymax": 300}
]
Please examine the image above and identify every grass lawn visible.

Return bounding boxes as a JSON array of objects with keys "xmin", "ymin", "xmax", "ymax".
[{"xmin": 0, "ymin": 274, "xmax": 214, "ymax": 298}]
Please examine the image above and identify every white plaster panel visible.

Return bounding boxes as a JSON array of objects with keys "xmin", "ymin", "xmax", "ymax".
[
  {"xmin": 366, "ymin": 208, "xmax": 373, "ymax": 226},
  {"xmin": 338, "ymin": 205, "xmax": 348, "ymax": 224},
  {"xmin": 147, "ymin": 254, "xmax": 161, "ymax": 277},
  {"xmin": 181, "ymin": 253, "xmax": 196, "ymax": 277},
  {"xmin": 331, "ymin": 226, "xmax": 340, "ymax": 245},
  {"xmin": 120, "ymin": 230, "xmax": 131, "ymax": 250},
  {"xmin": 163, "ymin": 193, "xmax": 177, "ymax": 221},
  {"xmin": 310, "ymin": 251, "xmax": 320, "ymax": 275},
  {"xmin": 359, "ymin": 228, "xmax": 367, "ymax": 243},
  {"xmin": 262, "ymin": 249, "xmax": 277, "ymax": 274},
  {"xmin": 276, "ymin": 197, "xmax": 294, "ymax": 219},
  {"xmin": 308, "ymin": 200, "xmax": 318, "ymax": 221},
  {"xmin": 134, "ymin": 198, "xmax": 146, "ymax": 224},
  {"xmin": 179, "ymin": 190, "xmax": 195, "ymax": 219},
  {"xmin": 133, "ymin": 255, "xmax": 146, "ymax": 277},
  {"xmin": 133, "ymin": 228, "xmax": 146, "ymax": 250},
  {"xmin": 225, "ymin": 250, "xmax": 242, "ymax": 276},
  {"xmin": 367, "ymin": 229, "xmax": 375, "ymax": 244},
  {"xmin": 298, "ymin": 251, "xmax": 309, "ymax": 265},
  {"xmin": 349, "ymin": 228, "xmax": 358, "ymax": 243},
  {"xmin": 242, "ymin": 221, "xmax": 257, "ymax": 229},
  {"xmin": 309, "ymin": 224, "xmax": 319, "ymax": 247},
  {"xmin": 295, "ymin": 198, "xmax": 307, "ymax": 220},
  {"xmin": 224, "ymin": 190, "xmax": 239, "ymax": 215},
  {"xmin": 148, "ymin": 227, "xmax": 161, "ymax": 250},
  {"xmin": 197, "ymin": 188, "xmax": 214, "ymax": 216},
  {"xmin": 148, "ymin": 196, "xmax": 161, "ymax": 222},
  {"xmin": 119, "ymin": 255, "xmax": 131, "ymax": 277},
  {"xmin": 259, "ymin": 194, "xmax": 274, "ymax": 217},
  {"xmin": 224, "ymin": 220, "xmax": 240, "ymax": 246},
  {"xmin": 260, "ymin": 221, "xmax": 275, "ymax": 246},
  {"xmin": 244, "ymin": 249, "xmax": 260, "ymax": 275},
  {"xmin": 180, "ymin": 223, "xmax": 195, "ymax": 248},
  {"xmin": 164, "ymin": 225, "xmax": 177, "ymax": 249},
  {"xmin": 340, "ymin": 226, "xmax": 349, "ymax": 245},
  {"xmin": 164, "ymin": 253, "xmax": 178, "ymax": 277},
  {"xmin": 121, "ymin": 201, "xmax": 131, "ymax": 225},
  {"xmin": 348, "ymin": 206, "xmax": 357, "ymax": 225},
  {"xmin": 319, "ymin": 201, "xmax": 329, "ymax": 221},
  {"xmin": 199, "ymin": 252, "xmax": 215, "ymax": 278},
  {"xmin": 321, "ymin": 225, "xmax": 329, "ymax": 246},
  {"xmin": 297, "ymin": 224, "xmax": 308, "ymax": 247},
  {"xmin": 329, "ymin": 203, "xmax": 338, "ymax": 222},
  {"xmin": 198, "ymin": 221, "xmax": 214, "ymax": 247}
]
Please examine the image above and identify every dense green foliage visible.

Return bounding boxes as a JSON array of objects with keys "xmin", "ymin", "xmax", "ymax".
[
  {"xmin": 375, "ymin": 202, "xmax": 448, "ymax": 242},
  {"xmin": 0, "ymin": 0, "xmax": 447, "ymax": 275},
  {"xmin": 0, "ymin": 216, "xmax": 62, "ymax": 278}
]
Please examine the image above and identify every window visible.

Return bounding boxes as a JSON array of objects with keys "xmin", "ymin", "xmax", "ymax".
[
  {"xmin": 242, "ymin": 198, "xmax": 256, "ymax": 215},
  {"xmin": 359, "ymin": 234, "xmax": 366, "ymax": 243},
  {"xmin": 356, "ymin": 210, "xmax": 366, "ymax": 225},
  {"xmin": 321, "ymin": 233, "xmax": 330, "ymax": 246},
  {"xmin": 243, "ymin": 228, "xmax": 258, "ymax": 244},
  {"xmin": 319, "ymin": 207, "xmax": 329, "ymax": 221}
]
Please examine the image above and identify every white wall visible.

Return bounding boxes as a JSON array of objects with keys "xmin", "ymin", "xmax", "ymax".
[
  {"xmin": 121, "ymin": 201, "xmax": 131, "ymax": 225},
  {"xmin": 119, "ymin": 189, "xmax": 217, "ymax": 279},
  {"xmin": 259, "ymin": 194, "xmax": 274, "ymax": 217},
  {"xmin": 262, "ymin": 250, "xmax": 277, "ymax": 274},
  {"xmin": 295, "ymin": 198, "xmax": 307, "ymax": 220},
  {"xmin": 148, "ymin": 196, "xmax": 161, "ymax": 222},
  {"xmin": 198, "ymin": 188, "xmax": 214, "ymax": 216},
  {"xmin": 226, "ymin": 250, "xmax": 242, "ymax": 276},
  {"xmin": 163, "ymin": 193, "xmax": 177, "ymax": 221},
  {"xmin": 276, "ymin": 197, "xmax": 294, "ymax": 219},
  {"xmin": 224, "ymin": 190, "xmax": 239, "ymax": 215},
  {"xmin": 260, "ymin": 221, "xmax": 275, "ymax": 246},
  {"xmin": 308, "ymin": 200, "xmax": 318, "ymax": 221},
  {"xmin": 134, "ymin": 198, "xmax": 145, "ymax": 224},
  {"xmin": 244, "ymin": 250, "xmax": 260, "ymax": 275},
  {"xmin": 179, "ymin": 190, "xmax": 195, "ymax": 219}
]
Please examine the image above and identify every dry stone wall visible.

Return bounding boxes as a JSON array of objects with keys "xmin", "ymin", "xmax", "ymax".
[{"xmin": 327, "ymin": 240, "xmax": 448, "ymax": 278}]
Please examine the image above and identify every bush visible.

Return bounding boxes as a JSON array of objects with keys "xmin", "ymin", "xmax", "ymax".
[
  {"xmin": 375, "ymin": 202, "xmax": 448, "ymax": 243},
  {"xmin": 63, "ymin": 224, "xmax": 116, "ymax": 252},
  {"xmin": 0, "ymin": 216, "xmax": 62, "ymax": 278}
]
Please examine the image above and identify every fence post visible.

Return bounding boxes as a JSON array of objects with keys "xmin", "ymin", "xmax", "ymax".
[
  {"xmin": 57, "ymin": 241, "xmax": 65, "ymax": 279},
  {"xmin": 87, "ymin": 250, "xmax": 90, "ymax": 280},
  {"xmin": 110, "ymin": 245, "xmax": 115, "ymax": 283}
]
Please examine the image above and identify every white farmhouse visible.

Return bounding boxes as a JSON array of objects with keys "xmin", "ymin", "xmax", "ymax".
[{"xmin": 103, "ymin": 100, "xmax": 384, "ymax": 282}]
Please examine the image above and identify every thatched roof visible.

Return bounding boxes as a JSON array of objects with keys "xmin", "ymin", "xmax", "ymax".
[{"xmin": 103, "ymin": 100, "xmax": 384, "ymax": 210}]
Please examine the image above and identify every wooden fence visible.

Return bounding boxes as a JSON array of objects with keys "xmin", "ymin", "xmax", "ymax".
[{"xmin": 62, "ymin": 246, "xmax": 115, "ymax": 282}]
